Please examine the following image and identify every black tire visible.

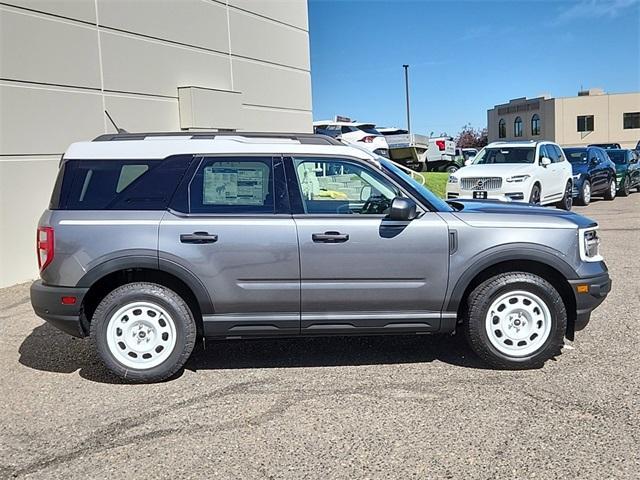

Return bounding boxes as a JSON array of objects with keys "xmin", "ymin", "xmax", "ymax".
[
  {"xmin": 604, "ymin": 178, "xmax": 616, "ymax": 200},
  {"xmin": 445, "ymin": 164, "xmax": 459, "ymax": 174},
  {"xmin": 463, "ymin": 272, "xmax": 567, "ymax": 370},
  {"xmin": 576, "ymin": 180, "xmax": 591, "ymax": 206},
  {"xmin": 556, "ymin": 181, "xmax": 573, "ymax": 210},
  {"xmin": 529, "ymin": 183, "xmax": 541, "ymax": 204},
  {"xmin": 619, "ymin": 177, "xmax": 630, "ymax": 197},
  {"xmin": 90, "ymin": 282, "xmax": 197, "ymax": 383}
]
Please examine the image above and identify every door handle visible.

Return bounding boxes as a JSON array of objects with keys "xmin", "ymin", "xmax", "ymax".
[
  {"xmin": 312, "ymin": 231, "xmax": 349, "ymax": 243},
  {"xmin": 180, "ymin": 232, "xmax": 218, "ymax": 244}
]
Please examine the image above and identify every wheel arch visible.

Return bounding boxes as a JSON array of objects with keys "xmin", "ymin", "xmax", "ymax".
[
  {"xmin": 447, "ymin": 250, "xmax": 578, "ymax": 339},
  {"xmin": 77, "ymin": 257, "xmax": 213, "ymax": 335}
]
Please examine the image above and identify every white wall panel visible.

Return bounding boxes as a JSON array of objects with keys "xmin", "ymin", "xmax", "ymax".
[
  {"xmin": 97, "ymin": 0, "xmax": 230, "ymax": 53},
  {"xmin": 229, "ymin": 8, "xmax": 310, "ymax": 70},
  {"xmin": 100, "ymin": 31, "xmax": 232, "ymax": 97},
  {"xmin": 240, "ymin": 105, "xmax": 312, "ymax": 132},
  {"xmin": 233, "ymin": 58, "xmax": 311, "ymax": 111},
  {"xmin": 0, "ymin": 84, "xmax": 104, "ymax": 155},
  {"xmin": 104, "ymin": 94, "xmax": 179, "ymax": 132},
  {"xmin": 0, "ymin": 7, "xmax": 101, "ymax": 88},
  {"xmin": 2, "ymin": 0, "xmax": 96, "ymax": 23},
  {"xmin": 228, "ymin": 0, "xmax": 308, "ymax": 30}
]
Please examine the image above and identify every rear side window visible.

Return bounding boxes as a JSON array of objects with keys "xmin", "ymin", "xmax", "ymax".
[
  {"xmin": 53, "ymin": 155, "xmax": 193, "ymax": 210},
  {"xmin": 188, "ymin": 157, "xmax": 275, "ymax": 214}
]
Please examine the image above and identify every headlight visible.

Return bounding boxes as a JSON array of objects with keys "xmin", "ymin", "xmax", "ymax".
[
  {"xmin": 506, "ymin": 174, "xmax": 531, "ymax": 183},
  {"xmin": 579, "ymin": 227, "xmax": 603, "ymax": 262},
  {"xmin": 448, "ymin": 175, "xmax": 458, "ymax": 183},
  {"xmin": 572, "ymin": 174, "xmax": 581, "ymax": 181}
]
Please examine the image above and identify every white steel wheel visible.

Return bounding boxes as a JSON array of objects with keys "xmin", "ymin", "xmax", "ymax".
[
  {"xmin": 106, "ymin": 301, "xmax": 177, "ymax": 370},
  {"xmin": 485, "ymin": 290, "xmax": 552, "ymax": 357}
]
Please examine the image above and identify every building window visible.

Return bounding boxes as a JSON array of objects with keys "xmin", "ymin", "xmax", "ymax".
[
  {"xmin": 514, "ymin": 117, "xmax": 523, "ymax": 137},
  {"xmin": 498, "ymin": 119, "xmax": 506, "ymax": 138},
  {"xmin": 577, "ymin": 115, "xmax": 594, "ymax": 132},
  {"xmin": 531, "ymin": 114, "xmax": 540, "ymax": 136},
  {"xmin": 623, "ymin": 112, "xmax": 640, "ymax": 129}
]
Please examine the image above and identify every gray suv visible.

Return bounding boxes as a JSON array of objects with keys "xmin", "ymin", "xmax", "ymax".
[{"xmin": 30, "ymin": 132, "xmax": 611, "ymax": 382}]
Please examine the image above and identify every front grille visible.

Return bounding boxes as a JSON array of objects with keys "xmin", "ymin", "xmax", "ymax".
[{"xmin": 460, "ymin": 177, "xmax": 502, "ymax": 191}]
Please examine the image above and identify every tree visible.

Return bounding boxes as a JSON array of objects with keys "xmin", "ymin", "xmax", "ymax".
[{"xmin": 456, "ymin": 124, "xmax": 488, "ymax": 148}]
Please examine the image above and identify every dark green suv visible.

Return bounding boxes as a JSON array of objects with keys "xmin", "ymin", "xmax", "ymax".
[{"xmin": 607, "ymin": 149, "xmax": 640, "ymax": 196}]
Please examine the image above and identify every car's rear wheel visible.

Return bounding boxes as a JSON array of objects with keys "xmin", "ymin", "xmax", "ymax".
[
  {"xmin": 445, "ymin": 164, "xmax": 459, "ymax": 174},
  {"xmin": 556, "ymin": 181, "xmax": 572, "ymax": 210},
  {"xmin": 619, "ymin": 177, "xmax": 630, "ymax": 197},
  {"xmin": 90, "ymin": 282, "xmax": 197, "ymax": 383},
  {"xmin": 604, "ymin": 178, "xmax": 616, "ymax": 200},
  {"xmin": 577, "ymin": 180, "xmax": 591, "ymax": 206},
  {"xmin": 529, "ymin": 184, "xmax": 541, "ymax": 204},
  {"xmin": 463, "ymin": 272, "xmax": 567, "ymax": 369}
]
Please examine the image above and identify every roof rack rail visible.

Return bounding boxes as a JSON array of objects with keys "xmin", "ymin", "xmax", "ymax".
[{"xmin": 92, "ymin": 131, "xmax": 343, "ymax": 146}]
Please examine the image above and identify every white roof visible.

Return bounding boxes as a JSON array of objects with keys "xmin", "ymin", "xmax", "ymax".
[
  {"xmin": 313, "ymin": 120, "xmax": 376, "ymax": 128},
  {"xmin": 487, "ymin": 140, "xmax": 551, "ymax": 148},
  {"xmin": 64, "ymin": 137, "xmax": 374, "ymax": 160}
]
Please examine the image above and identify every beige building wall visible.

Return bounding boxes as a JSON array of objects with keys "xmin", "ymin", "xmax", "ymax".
[
  {"xmin": 488, "ymin": 90, "xmax": 640, "ymax": 149},
  {"xmin": 0, "ymin": 0, "xmax": 312, "ymax": 287}
]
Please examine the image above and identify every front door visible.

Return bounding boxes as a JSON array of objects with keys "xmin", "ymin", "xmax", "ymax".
[
  {"xmin": 159, "ymin": 156, "xmax": 300, "ymax": 337},
  {"xmin": 287, "ymin": 156, "xmax": 450, "ymax": 334}
]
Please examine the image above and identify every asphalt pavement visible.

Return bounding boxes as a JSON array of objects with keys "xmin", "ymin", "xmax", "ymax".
[{"xmin": 1, "ymin": 194, "xmax": 639, "ymax": 479}]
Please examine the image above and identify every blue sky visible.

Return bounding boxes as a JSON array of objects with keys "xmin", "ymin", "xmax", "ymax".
[{"xmin": 308, "ymin": 0, "xmax": 640, "ymax": 137}]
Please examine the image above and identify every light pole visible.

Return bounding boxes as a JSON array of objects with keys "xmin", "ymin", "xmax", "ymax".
[{"xmin": 403, "ymin": 64, "xmax": 411, "ymax": 134}]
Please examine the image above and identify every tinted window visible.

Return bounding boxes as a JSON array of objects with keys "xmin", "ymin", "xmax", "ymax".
[
  {"xmin": 551, "ymin": 145, "xmax": 564, "ymax": 162},
  {"xmin": 189, "ymin": 157, "xmax": 275, "ymax": 214},
  {"xmin": 623, "ymin": 112, "xmax": 640, "ymax": 129},
  {"xmin": 293, "ymin": 158, "xmax": 400, "ymax": 215},
  {"xmin": 357, "ymin": 126, "xmax": 381, "ymax": 135},
  {"xmin": 563, "ymin": 148, "xmax": 588, "ymax": 163},
  {"xmin": 55, "ymin": 155, "xmax": 193, "ymax": 210},
  {"xmin": 606, "ymin": 150, "xmax": 627, "ymax": 165},
  {"xmin": 577, "ymin": 115, "xmax": 594, "ymax": 132},
  {"xmin": 538, "ymin": 145, "xmax": 550, "ymax": 161}
]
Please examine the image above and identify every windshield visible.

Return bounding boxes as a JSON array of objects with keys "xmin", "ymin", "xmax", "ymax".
[
  {"xmin": 357, "ymin": 126, "xmax": 381, "ymax": 135},
  {"xmin": 379, "ymin": 158, "xmax": 453, "ymax": 212},
  {"xmin": 563, "ymin": 148, "xmax": 588, "ymax": 163},
  {"xmin": 606, "ymin": 150, "xmax": 627, "ymax": 165},
  {"xmin": 472, "ymin": 147, "xmax": 535, "ymax": 164}
]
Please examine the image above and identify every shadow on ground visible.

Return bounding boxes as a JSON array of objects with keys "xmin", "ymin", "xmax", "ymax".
[{"xmin": 18, "ymin": 322, "xmax": 488, "ymax": 384}]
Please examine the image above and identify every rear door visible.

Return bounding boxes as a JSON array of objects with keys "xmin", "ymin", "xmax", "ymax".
[
  {"xmin": 287, "ymin": 156, "xmax": 450, "ymax": 334},
  {"xmin": 158, "ymin": 156, "xmax": 300, "ymax": 337}
]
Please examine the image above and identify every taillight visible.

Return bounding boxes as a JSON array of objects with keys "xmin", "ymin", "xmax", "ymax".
[
  {"xmin": 436, "ymin": 140, "xmax": 446, "ymax": 151},
  {"xmin": 37, "ymin": 226, "xmax": 54, "ymax": 271},
  {"xmin": 358, "ymin": 136, "xmax": 376, "ymax": 143}
]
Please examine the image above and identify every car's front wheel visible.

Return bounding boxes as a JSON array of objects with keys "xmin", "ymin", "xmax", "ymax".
[
  {"xmin": 90, "ymin": 282, "xmax": 197, "ymax": 382},
  {"xmin": 463, "ymin": 272, "xmax": 567, "ymax": 369},
  {"xmin": 577, "ymin": 179, "xmax": 591, "ymax": 206},
  {"xmin": 529, "ymin": 183, "xmax": 541, "ymax": 204},
  {"xmin": 556, "ymin": 181, "xmax": 572, "ymax": 210},
  {"xmin": 604, "ymin": 178, "xmax": 616, "ymax": 200},
  {"xmin": 619, "ymin": 177, "xmax": 630, "ymax": 197}
]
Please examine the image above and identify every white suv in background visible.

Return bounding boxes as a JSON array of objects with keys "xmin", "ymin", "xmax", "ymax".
[
  {"xmin": 313, "ymin": 120, "xmax": 389, "ymax": 157},
  {"xmin": 446, "ymin": 141, "xmax": 574, "ymax": 210}
]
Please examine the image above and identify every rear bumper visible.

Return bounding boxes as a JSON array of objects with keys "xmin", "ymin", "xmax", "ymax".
[
  {"xmin": 568, "ymin": 272, "xmax": 612, "ymax": 331},
  {"xmin": 30, "ymin": 280, "xmax": 89, "ymax": 338}
]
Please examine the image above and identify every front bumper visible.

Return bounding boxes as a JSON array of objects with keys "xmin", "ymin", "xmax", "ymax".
[
  {"xmin": 568, "ymin": 272, "xmax": 612, "ymax": 331},
  {"xmin": 30, "ymin": 280, "xmax": 89, "ymax": 338}
]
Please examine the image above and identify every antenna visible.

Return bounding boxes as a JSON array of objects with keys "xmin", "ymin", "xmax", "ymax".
[{"xmin": 104, "ymin": 110, "xmax": 128, "ymax": 133}]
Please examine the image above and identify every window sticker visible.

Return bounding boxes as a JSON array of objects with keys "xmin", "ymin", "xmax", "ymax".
[{"xmin": 203, "ymin": 163, "xmax": 266, "ymax": 205}]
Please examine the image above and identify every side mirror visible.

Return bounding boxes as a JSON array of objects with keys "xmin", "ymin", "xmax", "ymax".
[
  {"xmin": 360, "ymin": 185, "xmax": 372, "ymax": 201},
  {"xmin": 540, "ymin": 157, "xmax": 552, "ymax": 167},
  {"xmin": 464, "ymin": 159, "xmax": 472, "ymax": 166},
  {"xmin": 388, "ymin": 197, "xmax": 417, "ymax": 221}
]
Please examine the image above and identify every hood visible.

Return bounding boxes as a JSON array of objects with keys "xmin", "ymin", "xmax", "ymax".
[
  {"xmin": 456, "ymin": 163, "xmax": 532, "ymax": 178},
  {"xmin": 447, "ymin": 199, "xmax": 597, "ymax": 229}
]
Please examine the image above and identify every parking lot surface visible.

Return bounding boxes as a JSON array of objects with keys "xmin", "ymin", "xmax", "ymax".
[{"xmin": 1, "ymin": 195, "xmax": 639, "ymax": 479}]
